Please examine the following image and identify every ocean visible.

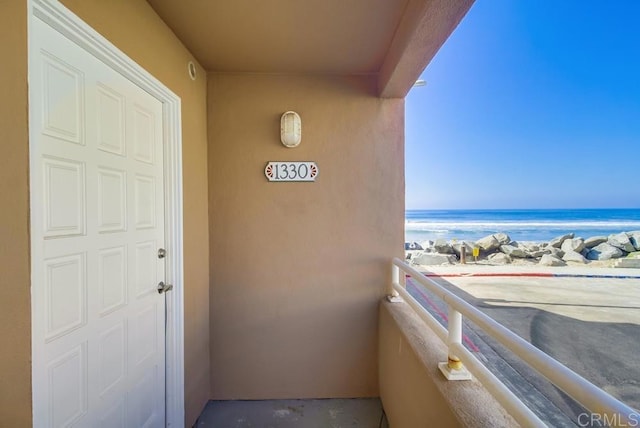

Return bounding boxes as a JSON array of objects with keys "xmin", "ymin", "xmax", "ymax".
[{"xmin": 405, "ymin": 208, "xmax": 640, "ymax": 244}]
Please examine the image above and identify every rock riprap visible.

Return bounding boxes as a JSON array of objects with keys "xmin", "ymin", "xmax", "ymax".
[{"xmin": 406, "ymin": 230, "xmax": 639, "ymax": 266}]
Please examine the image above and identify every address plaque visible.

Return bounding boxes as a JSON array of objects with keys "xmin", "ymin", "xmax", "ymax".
[{"xmin": 265, "ymin": 161, "xmax": 318, "ymax": 182}]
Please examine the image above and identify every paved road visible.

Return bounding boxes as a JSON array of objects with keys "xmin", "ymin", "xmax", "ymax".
[{"xmin": 406, "ymin": 266, "xmax": 640, "ymax": 427}]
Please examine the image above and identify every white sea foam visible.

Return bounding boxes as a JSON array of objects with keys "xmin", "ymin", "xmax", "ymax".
[
  {"xmin": 404, "ymin": 209, "xmax": 640, "ymax": 242},
  {"xmin": 405, "ymin": 220, "xmax": 640, "ymax": 231}
]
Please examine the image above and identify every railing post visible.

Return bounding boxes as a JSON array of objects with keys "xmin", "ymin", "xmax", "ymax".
[
  {"xmin": 438, "ymin": 306, "xmax": 472, "ymax": 380},
  {"xmin": 387, "ymin": 262, "xmax": 402, "ymax": 302}
]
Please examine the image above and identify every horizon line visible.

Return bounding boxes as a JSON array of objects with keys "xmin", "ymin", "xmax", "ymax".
[{"xmin": 405, "ymin": 207, "xmax": 640, "ymax": 211}]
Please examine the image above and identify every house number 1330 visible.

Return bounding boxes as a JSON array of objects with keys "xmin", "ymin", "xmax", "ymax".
[{"xmin": 264, "ymin": 162, "xmax": 318, "ymax": 182}]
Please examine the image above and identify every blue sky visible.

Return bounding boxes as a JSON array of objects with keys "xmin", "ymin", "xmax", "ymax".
[{"xmin": 405, "ymin": 1, "xmax": 640, "ymax": 210}]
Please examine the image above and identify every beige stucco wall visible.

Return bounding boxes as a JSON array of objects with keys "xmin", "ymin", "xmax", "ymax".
[
  {"xmin": 208, "ymin": 74, "xmax": 405, "ymax": 399},
  {"xmin": 379, "ymin": 302, "xmax": 461, "ymax": 427},
  {"xmin": 0, "ymin": 0, "xmax": 211, "ymax": 425},
  {"xmin": 0, "ymin": 1, "xmax": 31, "ymax": 425},
  {"xmin": 379, "ymin": 301, "xmax": 517, "ymax": 428}
]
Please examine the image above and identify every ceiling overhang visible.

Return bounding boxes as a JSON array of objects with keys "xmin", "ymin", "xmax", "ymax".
[
  {"xmin": 146, "ymin": 0, "xmax": 474, "ymax": 98},
  {"xmin": 378, "ymin": 0, "xmax": 474, "ymax": 98}
]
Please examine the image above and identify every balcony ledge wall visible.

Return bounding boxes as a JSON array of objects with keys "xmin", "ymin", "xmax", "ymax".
[{"xmin": 379, "ymin": 300, "xmax": 517, "ymax": 427}]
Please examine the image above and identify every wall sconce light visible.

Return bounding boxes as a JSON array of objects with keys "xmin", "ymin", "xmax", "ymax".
[
  {"xmin": 280, "ymin": 111, "xmax": 301, "ymax": 148},
  {"xmin": 187, "ymin": 61, "xmax": 197, "ymax": 81}
]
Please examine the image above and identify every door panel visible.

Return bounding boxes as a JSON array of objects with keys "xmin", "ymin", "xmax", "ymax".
[{"xmin": 31, "ymin": 18, "xmax": 166, "ymax": 427}]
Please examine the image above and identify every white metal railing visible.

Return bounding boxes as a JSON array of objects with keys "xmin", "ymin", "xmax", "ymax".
[{"xmin": 389, "ymin": 257, "xmax": 640, "ymax": 427}]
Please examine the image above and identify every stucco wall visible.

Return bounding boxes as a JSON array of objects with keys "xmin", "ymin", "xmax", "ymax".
[
  {"xmin": 379, "ymin": 302, "xmax": 461, "ymax": 427},
  {"xmin": 0, "ymin": 1, "xmax": 31, "ymax": 425},
  {"xmin": 0, "ymin": 0, "xmax": 211, "ymax": 425},
  {"xmin": 208, "ymin": 74, "xmax": 405, "ymax": 399},
  {"xmin": 379, "ymin": 301, "xmax": 517, "ymax": 428}
]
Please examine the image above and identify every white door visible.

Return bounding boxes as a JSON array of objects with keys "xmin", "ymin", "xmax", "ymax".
[{"xmin": 31, "ymin": 17, "xmax": 167, "ymax": 427}]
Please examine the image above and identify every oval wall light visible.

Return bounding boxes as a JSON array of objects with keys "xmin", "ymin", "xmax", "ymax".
[
  {"xmin": 280, "ymin": 111, "xmax": 301, "ymax": 148},
  {"xmin": 187, "ymin": 61, "xmax": 197, "ymax": 81}
]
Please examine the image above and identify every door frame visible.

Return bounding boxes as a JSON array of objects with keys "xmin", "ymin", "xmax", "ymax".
[{"xmin": 28, "ymin": 0, "xmax": 185, "ymax": 426}]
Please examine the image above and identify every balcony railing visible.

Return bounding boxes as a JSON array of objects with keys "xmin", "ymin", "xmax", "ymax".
[{"xmin": 389, "ymin": 257, "xmax": 640, "ymax": 427}]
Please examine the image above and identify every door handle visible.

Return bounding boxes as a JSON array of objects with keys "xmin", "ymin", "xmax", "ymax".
[{"xmin": 157, "ymin": 281, "xmax": 173, "ymax": 294}]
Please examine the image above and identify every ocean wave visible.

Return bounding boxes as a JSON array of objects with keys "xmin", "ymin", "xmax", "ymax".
[{"xmin": 405, "ymin": 220, "xmax": 640, "ymax": 231}]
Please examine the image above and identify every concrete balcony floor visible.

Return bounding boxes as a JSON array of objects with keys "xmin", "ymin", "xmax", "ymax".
[{"xmin": 195, "ymin": 398, "xmax": 388, "ymax": 428}]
